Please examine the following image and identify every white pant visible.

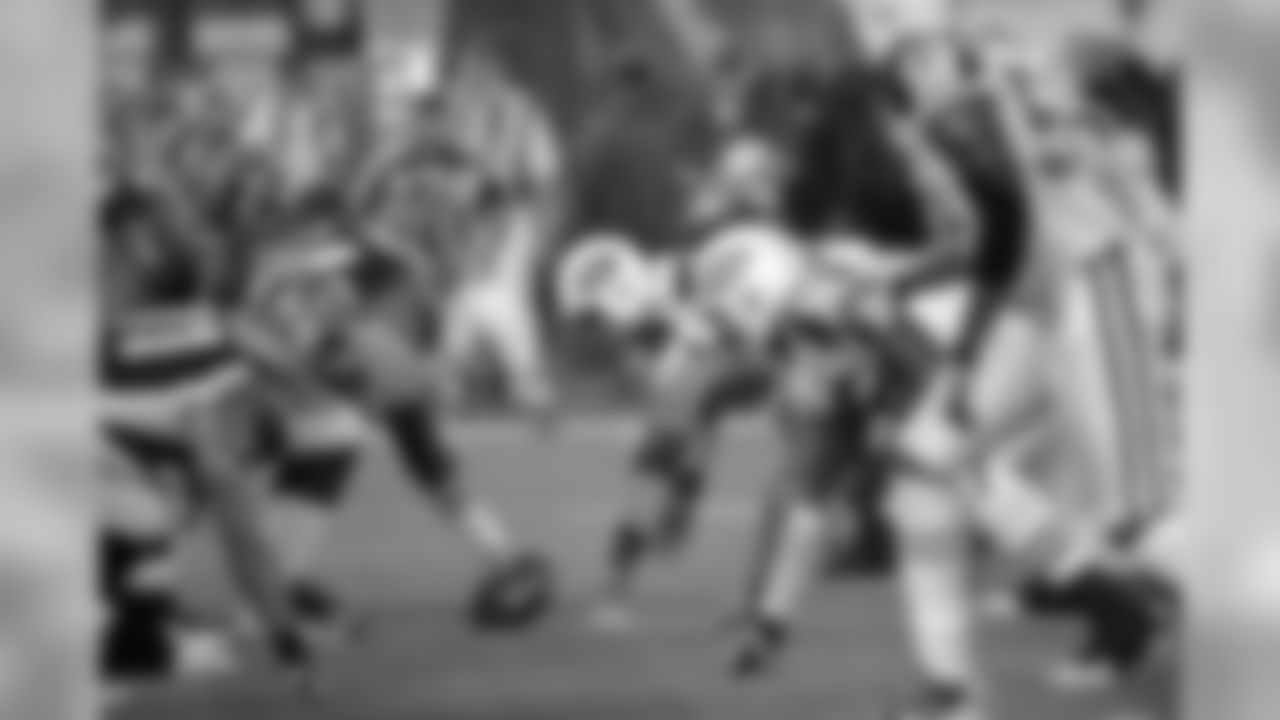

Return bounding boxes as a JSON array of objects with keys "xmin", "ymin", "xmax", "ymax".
[
  {"xmin": 1049, "ymin": 248, "xmax": 1175, "ymax": 525},
  {"xmin": 896, "ymin": 306, "xmax": 1049, "ymax": 474},
  {"xmin": 442, "ymin": 208, "xmax": 552, "ymax": 408},
  {"xmin": 900, "ymin": 245, "xmax": 1174, "ymax": 531}
]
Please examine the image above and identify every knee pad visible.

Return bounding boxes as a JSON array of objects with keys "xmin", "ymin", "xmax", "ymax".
[
  {"xmin": 888, "ymin": 481, "xmax": 967, "ymax": 547},
  {"xmin": 894, "ymin": 377, "xmax": 968, "ymax": 475},
  {"xmin": 972, "ymin": 460, "xmax": 1059, "ymax": 560},
  {"xmin": 274, "ymin": 448, "xmax": 359, "ymax": 506}
]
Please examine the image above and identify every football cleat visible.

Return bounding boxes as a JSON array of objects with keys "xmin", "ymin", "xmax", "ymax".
[
  {"xmin": 730, "ymin": 616, "xmax": 790, "ymax": 679},
  {"xmin": 879, "ymin": 684, "xmax": 987, "ymax": 720}
]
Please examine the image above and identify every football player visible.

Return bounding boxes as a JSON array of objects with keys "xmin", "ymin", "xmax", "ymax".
[
  {"xmin": 727, "ymin": 3, "xmax": 1009, "ymax": 715},
  {"xmin": 835, "ymin": 13, "xmax": 1174, "ymax": 714},
  {"xmin": 234, "ymin": 210, "xmax": 556, "ymax": 632},
  {"xmin": 99, "ymin": 185, "xmax": 313, "ymax": 680},
  {"xmin": 569, "ymin": 222, "xmax": 806, "ymax": 631},
  {"xmin": 983, "ymin": 38, "xmax": 1178, "ymax": 689},
  {"xmin": 431, "ymin": 51, "xmax": 565, "ymax": 424}
]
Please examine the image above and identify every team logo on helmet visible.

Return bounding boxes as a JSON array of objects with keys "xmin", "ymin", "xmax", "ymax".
[{"xmin": 556, "ymin": 233, "xmax": 673, "ymax": 333}]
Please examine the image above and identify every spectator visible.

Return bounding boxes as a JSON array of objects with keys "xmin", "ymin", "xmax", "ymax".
[
  {"xmin": 420, "ymin": 48, "xmax": 565, "ymax": 415},
  {"xmin": 568, "ymin": 56, "xmax": 708, "ymax": 254}
]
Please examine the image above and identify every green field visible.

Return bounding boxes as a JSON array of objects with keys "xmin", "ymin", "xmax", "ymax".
[{"xmin": 114, "ymin": 422, "xmax": 1145, "ymax": 720}]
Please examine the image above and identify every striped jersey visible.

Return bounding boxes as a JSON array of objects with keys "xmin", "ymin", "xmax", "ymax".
[{"xmin": 100, "ymin": 191, "xmax": 238, "ymax": 391}]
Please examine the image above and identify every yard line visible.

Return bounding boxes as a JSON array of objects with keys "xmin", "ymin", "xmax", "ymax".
[{"xmin": 444, "ymin": 415, "xmax": 774, "ymax": 446}]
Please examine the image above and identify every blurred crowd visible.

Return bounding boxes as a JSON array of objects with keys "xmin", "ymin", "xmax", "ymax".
[
  {"xmin": 102, "ymin": 35, "xmax": 581, "ymax": 403},
  {"xmin": 100, "ymin": 0, "xmax": 1179, "ymax": 405}
]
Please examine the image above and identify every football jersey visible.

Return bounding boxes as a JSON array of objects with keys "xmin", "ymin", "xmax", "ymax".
[
  {"xmin": 924, "ymin": 90, "xmax": 1031, "ymax": 297},
  {"xmin": 101, "ymin": 305, "xmax": 236, "ymax": 392},
  {"xmin": 100, "ymin": 191, "xmax": 237, "ymax": 392},
  {"xmin": 781, "ymin": 64, "xmax": 933, "ymax": 247},
  {"xmin": 241, "ymin": 235, "xmax": 436, "ymax": 393},
  {"xmin": 239, "ymin": 238, "xmax": 365, "ymax": 380}
]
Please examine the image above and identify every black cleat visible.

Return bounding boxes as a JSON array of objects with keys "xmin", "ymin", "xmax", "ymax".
[
  {"xmin": 731, "ymin": 616, "xmax": 789, "ymax": 679},
  {"xmin": 1075, "ymin": 572, "xmax": 1165, "ymax": 677},
  {"xmin": 880, "ymin": 684, "xmax": 986, "ymax": 720}
]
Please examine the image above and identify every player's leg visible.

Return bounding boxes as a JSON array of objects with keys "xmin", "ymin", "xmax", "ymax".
[
  {"xmin": 347, "ymin": 310, "xmax": 544, "ymax": 589},
  {"xmin": 966, "ymin": 414, "xmax": 1094, "ymax": 608},
  {"xmin": 469, "ymin": 284, "xmax": 561, "ymax": 427},
  {"xmin": 379, "ymin": 392, "xmax": 523, "ymax": 567},
  {"xmin": 733, "ymin": 341, "xmax": 854, "ymax": 675},
  {"xmin": 100, "ymin": 427, "xmax": 229, "ymax": 683},
  {"xmin": 378, "ymin": 385, "xmax": 557, "ymax": 631},
  {"xmin": 605, "ymin": 341, "xmax": 752, "ymax": 599},
  {"xmin": 182, "ymin": 373, "xmax": 313, "ymax": 663},
  {"xmin": 826, "ymin": 348, "xmax": 922, "ymax": 578},
  {"xmin": 437, "ymin": 285, "xmax": 489, "ymax": 408},
  {"xmin": 889, "ymin": 307, "xmax": 1049, "ymax": 719},
  {"xmin": 480, "ymin": 212, "xmax": 560, "ymax": 422},
  {"xmin": 260, "ymin": 390, "xmax": 365, "ymax": 621},
  {"xmin": 1034, "ymin": 247, "xmax": 1174, "ymax": 686},
  {"xmin": 1083, "ymin": 244, "xmax": 1177, "ymax": 535},
  {"xmin": 99, "ymin": 407, "xmax": 255, "ymax": 684},
  {"xmin": 100, "ymin": 428, "xmax": 190, "ymax": 603},
  {"xmin": 971, "ymin": 419, "xmax": 1142, "ymax": 644}
]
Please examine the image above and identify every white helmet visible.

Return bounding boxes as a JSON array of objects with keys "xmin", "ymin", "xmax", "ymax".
[
  {"xmin": 556, "ymin": 233, "xmax": 670, "ymax": 331},
  {"xmin": 687, "ymin": 222, "xmax": 807, "ymax": 342}
]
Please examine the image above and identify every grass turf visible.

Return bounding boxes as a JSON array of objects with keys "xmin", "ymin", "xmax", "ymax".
[{"xmin": 114, "ymin": 420, "xmax": 1141, "ymax": 720}]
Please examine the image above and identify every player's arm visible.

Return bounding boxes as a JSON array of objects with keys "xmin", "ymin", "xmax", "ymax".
[
  {"xmin": 971, "ymin": 47, "xmax": 1043, "ymax": 189},
  {"xmin": 881, "ymin": 114, "xmax": 980, "ymax": 295}
]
